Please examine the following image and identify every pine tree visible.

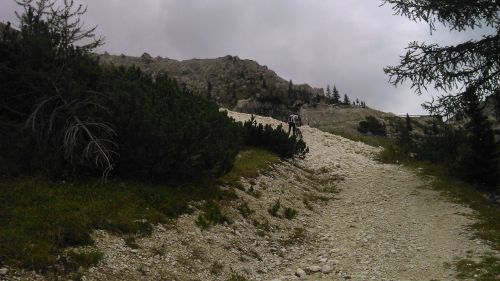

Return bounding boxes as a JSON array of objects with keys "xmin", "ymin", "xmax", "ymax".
[
  {"xmin": 206, "ymin": 80, "xmax": 212, "ymax": 98},
  {"xmin": 459, "ymin": 88, "xmax": 499, "ymax": 191},
  {"xmin": 406, "ymin": 113, "xmax": 413, "ymax": 131},
  {"xmin": 383, "ymin": 0, "xmax": 499, "ymax": 117},
  {"xmin": 343, "ymin": 94, "xmax": 350, "ymax": 105},
  {"xmin": 326, "ymin": 84, "xmax": 331, "ymax": 99},
  {"xmin": 332, "ymin": 85, "xmax": 341, "ymax": 104}
]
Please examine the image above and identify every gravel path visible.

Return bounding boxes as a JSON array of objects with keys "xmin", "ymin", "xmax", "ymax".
[{"xmin": 232, "ymin": 111, "xmax": 495, "ymax": 281}]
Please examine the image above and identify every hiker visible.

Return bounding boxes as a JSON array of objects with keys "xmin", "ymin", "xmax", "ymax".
[{"xmin": 287, "ymin": 114, "xmax": 300, "ymax": 136}]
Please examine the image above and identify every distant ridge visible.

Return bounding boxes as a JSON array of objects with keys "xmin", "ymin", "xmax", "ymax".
[{"xmin": 100, "ymin": 53, "xmax": 324, "ymax": 119}]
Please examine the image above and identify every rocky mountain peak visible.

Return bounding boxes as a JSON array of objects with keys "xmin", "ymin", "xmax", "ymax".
[{"xmin": 99, "ymin": 53, "xmax": 324, "ymax": 119}]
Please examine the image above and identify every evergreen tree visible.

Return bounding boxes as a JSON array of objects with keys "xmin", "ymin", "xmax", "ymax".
[
  {"xmin": 343, "ymin": 94, "xmax": 350, "ymax": 105},
  {"xmin": 332, "ymin": 85, "xmax": 341, "ymax": 104},
  {"xmin": 326, "ymin": 84, "xmax": 331, "ymax": 99},
  {"xmin": 406, "ymin": 113, "xmax": 413, "ymax": 131},
  {"xmin": 459, "ymin": 88, "xmax": 499, "ymax": 191},
  {"xmin": 383, "ymin": 0, "xmax": 499, "ymax": 118},
  {"xmin": 206, "ymin": 80, "xmax": 212, "ymax": 99}
]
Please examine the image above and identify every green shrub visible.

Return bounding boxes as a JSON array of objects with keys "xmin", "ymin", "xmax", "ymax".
[
  {"xmin": 358, "ymin": 116, "xmax": 387, "ymax": 136},
  {"xmin": 65, "ymin": 251, "xmax": 103, "ymax": 271},
  {"xmin": 241, "ymin": 116, "xmax": 308, "ymax": 158},
  {"xmin": 105, "ymin": 67, "xmax": 243, "ymax": 182},
  {"xmin": 268, "ymin": 200, "xmax": 281, "ymax": 217},
  {"xmin": 283, "ymin": 207, "xmax": 298, "ymax": 219},
  {"xmin": 196, "ymin": 201, "xmax": 229, "ymax": 229}
]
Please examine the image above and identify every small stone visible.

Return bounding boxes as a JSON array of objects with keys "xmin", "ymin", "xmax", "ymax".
[
  {"xmin": 321, "ymin": 265, "xmax": 333, "ymax": 274},
  {"xmin": 308, "ymin": 265, "xmax": 321, "ymax": 272},
  {"xmin": 495, "ymin": 274, "xmax": 500, "ymax": 280},
  {"xmin": 295, "ymin": 268, "xmax": 307, "ymax": 278},
  {"xmin": 0, "ymin": 268, "xmax": 8, "ymax": 275},
  {"xmin": 319, "ymin": 257, "xmax": 328, "ymax": 263}
]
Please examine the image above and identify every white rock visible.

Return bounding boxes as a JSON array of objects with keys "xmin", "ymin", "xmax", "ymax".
[
  {"xmin": 0, "ymin": 268, "xmax": 8, "ymax": 275},
  {"xmin": 321, "ymin": 265, "xmax": 334, "ymax": 274},
  {"xmin": 308, "ymin": 265, "xmax": 321, "ymax": 272},
  {"xmin": 295, "ymin": 268, "xmax": 307, "ymax": 278}
]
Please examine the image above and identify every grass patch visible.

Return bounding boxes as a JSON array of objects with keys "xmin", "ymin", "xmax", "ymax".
[
  {"xmin": 252, "ymin": 218, "xmax": 271, "ymax": 236},
  {"xmin": 196, "ymin": 201, "xmax": 230, "ymax": 230},
  {"xmin": 283, "ymin": 207, "xmax": 298, "ymax": 219},
  {"xmin": 124, "ymin": 236, "xmax": 139, "ymax": 249},
  {"xmin": 210, "ymin": 261, "xmax": 224, "ymax": 275},
  {"xmin": 268, "ymin": 200, "xmax": 281, "ymax": 217},
  {"xmin": 0, "ymin": 178, "xmax": 223, "ymax": 272},
  {"xmin": 226, "ymin": 272, "xmax": 248, "ymax": 281},
  {"xmin": 237, "ymin": 201, "xmax": 254, "ymax": 218},
  {"xmin": 65, "ymin": 250, "xmax": 102, "ymax": 271},
  {"xmin": 455, "ymin": 255, "xmax": 500, "ymax": 280},
  {"xmin": 219, "ymin": 147, "xmax": 280, "ymax": 188}
]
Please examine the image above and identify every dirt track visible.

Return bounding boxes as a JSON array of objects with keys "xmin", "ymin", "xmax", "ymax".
[{"xmin": 230, "ymin": 111, "xmax": 495, "ymax": 280}]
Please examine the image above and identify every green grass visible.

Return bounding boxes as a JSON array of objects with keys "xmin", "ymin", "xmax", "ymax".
[
  {"xmin": 0, "ymin": 178, "xmax": 223, "ymax": 271},
  {"xmin": 219, "ymin": 147, "xmax": 280, "ymax": 188},
  {"xmin": 196, "ymin": 201, "xmax": 230, "ymax": 230},
  {"xmin": 0, "ymin": 147, "xmax": 279, "ymax": 274},
  {"xmin": 455, "ymin": 255, "xmax": 500, "ymax": 280},
  {"xmin": 268, "ymin": 200, "xmax": 281, "ymax": 217},
  {"xmin": 283, "ymin": 207, "xmax": 298, "ymax": 219}
]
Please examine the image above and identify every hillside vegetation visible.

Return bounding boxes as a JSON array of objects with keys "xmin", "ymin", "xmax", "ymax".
[{"xmin": 0, "ymin": 0, "xmax": 307, "ymax": 276}]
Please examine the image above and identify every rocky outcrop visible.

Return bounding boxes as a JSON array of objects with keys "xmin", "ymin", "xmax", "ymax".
[{"xmin": 100, "ymin": 53, "xmax": 324, "ymax": 119}]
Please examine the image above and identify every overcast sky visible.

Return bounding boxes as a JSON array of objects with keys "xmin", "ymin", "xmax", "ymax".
[{"xmin": 0, "ymin": 0, "xmax": 492, "ymax": 114}]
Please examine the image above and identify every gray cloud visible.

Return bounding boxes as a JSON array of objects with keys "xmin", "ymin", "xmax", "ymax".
[{"xmin": 0, "ymin": 0, "xmax": 492, "ymax": 114}]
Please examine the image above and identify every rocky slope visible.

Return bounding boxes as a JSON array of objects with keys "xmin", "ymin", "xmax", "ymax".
[
  {"xmin": 6, "ymin": 110, "xmax": 497, "ymax": 281},
  {"xmin": 100, "ymin": 53, "xmax": 323, "ymax": 119}
]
